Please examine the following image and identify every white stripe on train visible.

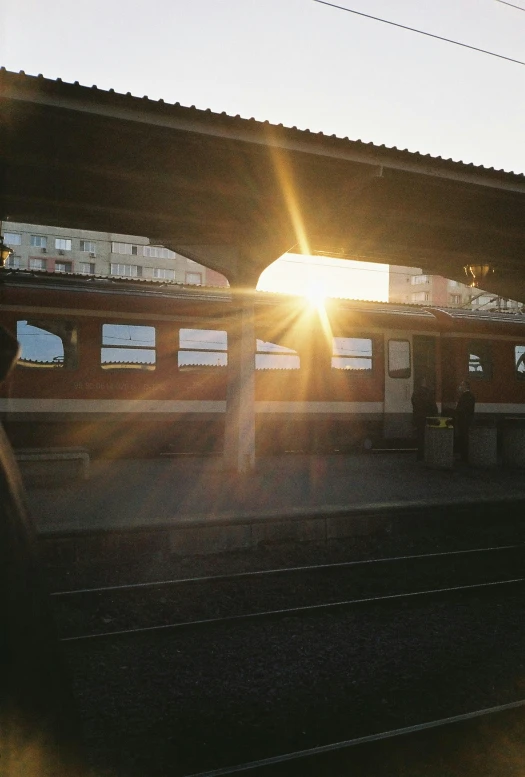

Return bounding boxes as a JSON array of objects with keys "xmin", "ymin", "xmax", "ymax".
[
  {"xmin": 0, "ymin": 399, "xmax": 523, "ymax": 415},
  {"xmin": 0, "ymin": 399, "xmax": 383, "ymax": 414}
]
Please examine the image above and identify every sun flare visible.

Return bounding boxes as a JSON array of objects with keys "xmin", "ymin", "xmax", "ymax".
[
  {"xmin": 305, "ymin": 284, "xmax": 326, "ymax": 311},
  {"xmin": 257, "ymin": 254, "xmax": 389, "ymax": 302}
]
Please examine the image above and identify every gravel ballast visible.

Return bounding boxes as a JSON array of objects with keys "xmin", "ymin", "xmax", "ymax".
[{"xmin": 64, "ymin": 589, "xmax": 525, "ymax": 776}]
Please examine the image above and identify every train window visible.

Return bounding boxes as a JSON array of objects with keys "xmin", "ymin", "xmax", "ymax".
[
  {"xmin": 388, "ymin": 339, "xmax": 411, "ymax": 379},
  {"xmin": 178, "ymin": 328, "xmax": 227, "ymax": 369},
  {"xmin": 515, "ymin": 346, "xmax": 525, "ymax": 379},
  {"xmin": 101, "ymin": 324, "xmax": 156, "ymax": 371},
  {"xmin": 16, "ymin": 320, "xmax": 78, "ymax": 370},
  {"xmin": 468, "ymin": 340, "xmax": 492, "ymax": 380},
  {"xmin": 332, "ymin": 337, "xmax": 373, "ymax": 372},
  {"xmin": 256, "ymin": 340, "xmax": 300, "ymax": 370}
]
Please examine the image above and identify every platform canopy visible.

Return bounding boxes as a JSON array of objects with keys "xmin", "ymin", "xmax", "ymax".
[{"xmin": 2, "ymin": 68, "xmax": 525, "ymax": 298}]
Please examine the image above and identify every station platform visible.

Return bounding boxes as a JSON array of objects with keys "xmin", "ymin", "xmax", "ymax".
[{"xmin": 24, "ymin": 453, "xmax": 525, "ymax": 555}]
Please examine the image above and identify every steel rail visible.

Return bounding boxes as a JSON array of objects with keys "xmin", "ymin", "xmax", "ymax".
[
  {"xmin": 61, "ymin": 574, "xmax": 525, "ymax": 643},
  {"xmin": 51, "ymin": 542, "xmax": 525, "ymax": 597},
  {"xmin": 183, "ymin": 698, "xmax": 525, "ymax": 776}
]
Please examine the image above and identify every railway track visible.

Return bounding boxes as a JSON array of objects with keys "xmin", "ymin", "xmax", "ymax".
[
  {"xmin": 184, "ymin": 698, "xmax": 525, "ymax": 776},
  {"xmin": 51, "ymin": 542, "xmax": 525, "ymax": 641},
  {"xmin": 57, "ymin": 537, "xmax": 525, "ymax": 776}
]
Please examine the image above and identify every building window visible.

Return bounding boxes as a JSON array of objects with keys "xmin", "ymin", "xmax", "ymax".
[
  {"xmin": 4, "ymin": 232, "xmax": 21, "ymax": 246},
  {"xmin": 112, "ymin": 242, "xmax": 140, "ymax": 256},
  {"xmin": 16, "ymin": 319, "xmax": 78, "ymax": 370},
  {"xmin": 411, "ymin": 275, "xmax": 429, "ymax": 285},
  {"xmin": 388, "ymin": 339, "xmax": 411, "ymax": 379},
  {"xmin": 55, "ymin": 238, "xmax": 72, "ymax": 251},
  {"xmin": 152, "ymin": 268, "xmax": 175, "ymax": 280},
  {"xmin": 411, "ymin": 292, "xmax": 429, "ymax": 303},
  {"xmin": 55, "ymin": 261, "xmax": 73, "ymax": 273},
  {"xmin": 186, "ymin": 272, "xmax": 202, "ymax": 285},
  {"xmin": 30, "ymin": 235, "xmax": 47, "ymax": 249},
  {"xmin": 178, "ymin": 328, "xmax": 227, "ymax": 369},
  {"xmin": 144, "ymin": 246, "xmax": 176, "ymax": 259},
  {"xmin": 515, "ymin": 346, "xmax": 525, "ymax": 380},
  {"xmin": 101, "ymin": 324, "xmax": 156, "ymax": 370},
  {"xmin": 110, "ymin": 263, "xmax": 142, "ymax": 277},
  {"xmin": 256, "ymin": 341, "xmax": 300, "ymax": 370},
  {"xmin": 79, "ymin": 262, "xmax": 96, "ymax": 275},
  {"xmin": 449, "ymin": 294, "xmax": 462, "ymax": 305},
  {"xmin": 80, "ymin": 240, "xmax": 96, "ymax": 254},
  {"xmin": 468, "ymin": 340, "xmax": 492, "ymax": 379},
  {"xmin": 5, "ymin": 256, "xmax": 20, "ymax": 269},
  {"xmin": 29, "ymin": 257, "xmax": 46, "ymax": 271},
  {"xmin": 332, "ymin": 337, "xmax": 373, "ymax": 372}
]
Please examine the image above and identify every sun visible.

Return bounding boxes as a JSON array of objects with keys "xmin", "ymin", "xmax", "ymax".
[
  {"xmin": 257, "ymin": 254, "xmax": 389, "ymax": 303},
  {"xmin": 305, "ymin": 283, "xmax": 326, "ymax": 311}
]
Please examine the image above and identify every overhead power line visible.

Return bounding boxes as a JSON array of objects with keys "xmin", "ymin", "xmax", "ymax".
[
  {"xmin": 495, "ymin": 0, "xmax": 525, "ymax": 12},
  {"xmin": 278, "ymin": 257, "xmax": 459, "ymax": 279},
  {"xmin": 313, "ymin": 0, "xmax": 525, "ymax": 66}
]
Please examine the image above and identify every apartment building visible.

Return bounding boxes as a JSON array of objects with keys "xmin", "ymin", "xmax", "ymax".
[
  {"xmin": 1, "ymin": 221, "xmax": 229, "ymax": 287},
  {"xmin": 389, "ymin": 265, "xmax": 522, "ymax": 311}
]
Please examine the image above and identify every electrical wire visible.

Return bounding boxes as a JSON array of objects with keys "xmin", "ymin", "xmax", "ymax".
[
  {"xmin": 279, "ymin": 257, "xmax": 436, "ymax": 278},
  {"xmin": 494, "ymin": 0, "xmax": 525, "ymax": 11},
  {"xmin": 313, "ymin": 0, "xmax": 525, "ymax": 66}
]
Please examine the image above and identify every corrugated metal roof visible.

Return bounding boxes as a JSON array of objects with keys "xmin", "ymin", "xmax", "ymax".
[
  {"xmin": 2, "ymin": 67, "xmax": 524, "ymax": 183},
  {"xmin": 431, "ymin": 307, "xmax": 525, "ymax": 324},
  {"xmin": 3, "ymin": 268, "xmax": 525, "ymax": 322}
]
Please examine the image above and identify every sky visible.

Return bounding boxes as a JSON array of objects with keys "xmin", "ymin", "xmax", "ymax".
[{"xmin": 2, "ymin": 0, "xmax": 524, "ymax": 301}]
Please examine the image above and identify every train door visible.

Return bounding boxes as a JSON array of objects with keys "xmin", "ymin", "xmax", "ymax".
[
  {"xmin": 384, "ymin": 333, "xmax": 413, "ymax": 438},
  {"xmin": 413, "ymin": 335, "xmax": 438, "ymax": 398}
]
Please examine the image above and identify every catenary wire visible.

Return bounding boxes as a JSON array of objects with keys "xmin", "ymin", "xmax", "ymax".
[
  {"xmin": 278, "ymin": 258, "xmax": 434, "ymax": 276},
  {"xmin": 313, "ymin": 0, "xmax": 525, "ymax": 66},
  {"xmin": 494, "ymin": 0, "xmax": 525, "ymax": 11}
]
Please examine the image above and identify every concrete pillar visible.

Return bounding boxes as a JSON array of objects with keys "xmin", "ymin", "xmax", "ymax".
[{"xmin": 223, "ymin": 298, "xmax": 256, "ymax": 473}]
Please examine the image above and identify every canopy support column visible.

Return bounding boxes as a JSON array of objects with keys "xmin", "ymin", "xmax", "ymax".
[{"xmin": 223, "ymin": 298, "xmax": 256, "ymax": 473}]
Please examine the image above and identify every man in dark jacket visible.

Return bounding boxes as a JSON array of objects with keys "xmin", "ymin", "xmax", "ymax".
[
  {"xmin": 411, "ymin": 377, "xmax": 438, "ymax": 460},
  {"xmin": 456, "ymin": 380, "xmax": 476, "ymax": 462}
]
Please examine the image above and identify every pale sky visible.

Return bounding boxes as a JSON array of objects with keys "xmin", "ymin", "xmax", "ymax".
[{"xmin": 2, "ymin": 0, "xmax": 524, "ymax": 301}]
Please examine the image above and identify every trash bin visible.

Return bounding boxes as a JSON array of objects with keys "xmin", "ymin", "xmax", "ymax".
[
  {"xmin": 424, "ymin": 417, "xmax": 454, "ymax": 469},
  {"xmin": 501, "ymin": 417, "xmax": 525, "ymax": 468},
  {"xmin": 469, "ymin": 419, "xmax": 498, "ymax": 468}
]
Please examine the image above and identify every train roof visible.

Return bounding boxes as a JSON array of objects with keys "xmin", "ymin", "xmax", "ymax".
[
  {"xmin": 2, "ymin": 269, "xmax": 525, "ymax": 328},
  {"xmin": 429, "ymin": 307, "xmax": 525, "ymax": 325}
]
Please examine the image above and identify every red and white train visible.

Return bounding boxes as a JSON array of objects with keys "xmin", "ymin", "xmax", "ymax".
[{"xmin": 0, "ymin": 271, "xmax": 524, "ymax": 456}]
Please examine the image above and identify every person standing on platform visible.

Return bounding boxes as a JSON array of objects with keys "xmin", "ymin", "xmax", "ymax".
[
  {"xmin": 456, "ymin": 380, "xmax": 476, "ymax": 462},
  {"xmin": 411, "ymin": 377, "xmax": 438, "ymax": 460}
]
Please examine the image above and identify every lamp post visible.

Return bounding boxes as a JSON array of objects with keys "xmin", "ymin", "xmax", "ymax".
[
  {"xmin": 464, "ymin": 263, "xmax": 494, "ymax": 288},
  {"xmin": 0, "ymin": 235, "xmax": 14, "ymax": 268}
]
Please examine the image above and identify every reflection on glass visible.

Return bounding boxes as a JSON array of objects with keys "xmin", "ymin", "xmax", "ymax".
[
  {"xmin": 178, "ymin": 328, "xmax": 227, "ymax": 369},
  {"xmin": 468, "ymin": 340, "xmax": 492, "ymax": 379},
  {"xmin": 388, "ymin": 339, "xmax": 411, "ymax": 379},
  {"xmin": 516, "ymin": 345, "xmax": 525, "ymax": 379},
  {"xmin": 256, "ymin": 340, "xmax": 300, "ymax": 370},
  {"xmin": 101, "ymin": 324, "xmax": 156, "ymax": 370},
  {"xmin": 332, "ymin": 337, "xmax": 373, "ymax": 372},
  {"xmin": 16, "ymin": 319, "xmax": 78, "ymax": 369}
]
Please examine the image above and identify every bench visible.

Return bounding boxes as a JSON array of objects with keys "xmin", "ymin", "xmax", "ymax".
[{"xmin": 15, "ymin": 447, "xmax": 90, "ymax": 481}]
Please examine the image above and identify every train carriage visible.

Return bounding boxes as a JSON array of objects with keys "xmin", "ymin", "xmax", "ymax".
[{"xmin": 1, "ymin": 271, "xmax": 524, "ymax": 457}]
